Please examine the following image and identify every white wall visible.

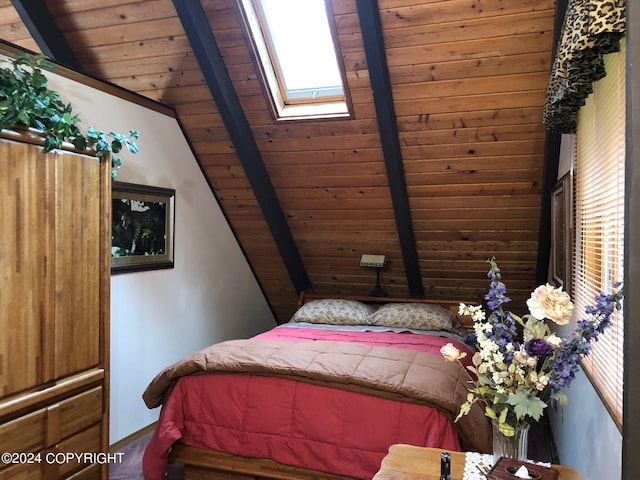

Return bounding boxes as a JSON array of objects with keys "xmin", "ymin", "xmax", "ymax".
[
  {"xmin": 547, "ymin": 134, "xmax": 622, "ymax": 480},
  {"xmin": 550, "ymin": 372, "xmax": 622, "ymax": 479},
  {"xmin": 43, "ymin": 70, "xmax": 277, "ymax": 443}
]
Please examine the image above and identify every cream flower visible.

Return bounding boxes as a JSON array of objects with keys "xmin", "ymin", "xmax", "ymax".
[
  {"xmin": 526, "ymin": 283, "xmax": 574, "ymax": 325},
  {"xmin": 536, "ymin": 375, "xmax": 549, "ymax": 391},
  {"xmin": 472, "ymin": 351, "xmax": 482, "ymax": 366},
  {"xmin": 546, "ymin": 334, "xmax": 562, "ymax": 348},
  {"xmin": 440, "ymin": 343, "xmax": 467, "ymax": 362}
]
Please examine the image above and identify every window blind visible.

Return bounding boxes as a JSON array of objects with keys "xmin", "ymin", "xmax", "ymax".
[{"xmin": 574, "ymin": 39, "xmax": 625, "ymax": 428}]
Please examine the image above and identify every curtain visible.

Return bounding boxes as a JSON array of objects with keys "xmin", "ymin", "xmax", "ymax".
[{"xmin": 542, "ymin": 0, "xmax": 626, "ymax": 134}]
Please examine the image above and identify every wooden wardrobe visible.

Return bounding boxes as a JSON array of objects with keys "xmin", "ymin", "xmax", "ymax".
[{"xmin": 0, "ymin": 130, "xmax": 110, "ymax": 480}]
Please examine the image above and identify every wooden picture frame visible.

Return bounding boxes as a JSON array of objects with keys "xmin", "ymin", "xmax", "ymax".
[
  {"xmin": 111, "ymin": 181, "xmax": 175, "ymax": 273},
  {"xmin": 551, "ymin": 174, "xmax": 571, "ymax": 292}
]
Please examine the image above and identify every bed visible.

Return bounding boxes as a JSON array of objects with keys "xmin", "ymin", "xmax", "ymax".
[{"xmin": 141, "ymin": 293, "xmax": 492, "ymax": 480}]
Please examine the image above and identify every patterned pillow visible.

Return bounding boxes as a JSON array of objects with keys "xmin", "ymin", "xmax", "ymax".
[
  {"xmin": 290, "ymin": 299, "xmax": 376, "ymax": 325},
  {"xmin": 368, "ymin": 303, "xmax": 463, "ymax": 332}
]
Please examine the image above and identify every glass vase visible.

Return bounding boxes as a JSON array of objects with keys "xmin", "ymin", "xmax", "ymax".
[{"xmin": 492, "ymin": 420, "xmax": 530, "ymax": 464}]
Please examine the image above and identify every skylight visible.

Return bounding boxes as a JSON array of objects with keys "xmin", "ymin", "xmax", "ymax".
[{"xmin": 238, "ymin": 0, "xmax": 351, "ymax": 120}]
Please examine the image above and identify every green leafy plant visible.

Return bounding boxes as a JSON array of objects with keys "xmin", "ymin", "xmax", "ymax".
[{"xmin": 0, "ymin": 53, "xmax": 139, "ymax": 178}]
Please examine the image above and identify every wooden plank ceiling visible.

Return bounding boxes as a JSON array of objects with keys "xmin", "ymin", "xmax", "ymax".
[{"xmin": 0, "ymin": 0, "xmax": 558, "ymax": 323}]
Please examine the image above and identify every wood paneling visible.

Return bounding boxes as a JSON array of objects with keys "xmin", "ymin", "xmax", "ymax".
[{"xmin": 0, "ymin": 0, "xmax": 557, "ymax": 321}]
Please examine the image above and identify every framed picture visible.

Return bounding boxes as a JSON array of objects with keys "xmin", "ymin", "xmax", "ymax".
[
  {"xmin": 111, "ymin": 181, "xmax": 175, "ymax": 273},
  {"xmin": 551, "ymin": 174, "xmax": 571, "ymax": 292}
]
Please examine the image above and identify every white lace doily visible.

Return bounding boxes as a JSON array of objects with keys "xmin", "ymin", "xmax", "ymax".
[
  {"xmin": 463, "ymin": 452, "xmax": 552, "ymax": 480},
  {"xmin": 463, "ymin": 452, "xmax": 495, "ymax": 480}
]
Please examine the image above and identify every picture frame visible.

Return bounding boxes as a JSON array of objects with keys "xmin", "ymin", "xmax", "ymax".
[
  {"xmin": 551, "ymin": 173, "xmax": 571, "ymax": 292},
  {"xmin": 111, "ymin": 181, "xmax": 175, "ymax": 273}
]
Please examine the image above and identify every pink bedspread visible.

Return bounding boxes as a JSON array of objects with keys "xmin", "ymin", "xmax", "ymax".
[
  {"xmin": 142, "ymin": 326, "xmax": 474, "ymax": 480},
  {"xmin": 256, "ymin": 326, "xmax": 474, "ymax": 369}
]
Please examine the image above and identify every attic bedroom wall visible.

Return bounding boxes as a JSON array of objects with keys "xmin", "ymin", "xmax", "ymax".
[{"xmin": 39, "ymin": 66, "xmax": 276, "ymax": 443}]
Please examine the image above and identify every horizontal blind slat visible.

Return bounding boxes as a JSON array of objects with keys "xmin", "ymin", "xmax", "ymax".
[{"xmin": 573, "ymin": 38, "xmax": 625, "ymax": 428}]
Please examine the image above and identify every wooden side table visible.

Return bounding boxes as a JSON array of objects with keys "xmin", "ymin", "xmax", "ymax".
[{"xmin": 372, "ymin": 444, "xmax": 582, "ymax": 480}]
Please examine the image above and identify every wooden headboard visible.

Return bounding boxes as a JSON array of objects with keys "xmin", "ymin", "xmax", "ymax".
[{"xmin": 297, "ymin": 291, "xmax": 476, "ymax": 330}]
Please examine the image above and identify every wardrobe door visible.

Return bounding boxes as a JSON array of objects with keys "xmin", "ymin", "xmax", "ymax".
[
  {"xmin": 0, "ymin": 140, "xmax": 47, "ymax": 397},
  {"xmin": 49, "ymin": 151, "xmax": 102, "ymax": 379}
]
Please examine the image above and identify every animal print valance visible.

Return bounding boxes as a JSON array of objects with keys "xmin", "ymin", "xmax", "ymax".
[{"xmin": 543, "ymin": 0, "xmax": 626, "ymax": 133}]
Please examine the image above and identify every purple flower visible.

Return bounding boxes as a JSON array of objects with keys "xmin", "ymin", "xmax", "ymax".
[
  {"xmin": 485, "ymin": 259, "xmax": 511, "ymax": 312},
  {"xmin": 525, "ymin": 338, "xmax": 553, "ymax": 357},
  {"xmin": 465, "ymin": 332, "xmax": 477, "ymax": 345},
  {"xmin": 548, "ymin": 286, "xmax": 624, "ymax": 393},
  {"xmin": 484, "ymin": 258, "xmax": 517, "ymax": 352}
]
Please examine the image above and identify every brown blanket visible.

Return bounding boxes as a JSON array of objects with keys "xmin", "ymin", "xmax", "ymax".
[{"xmin": 142, "ymin": 338, "xmax": 492, "ymax": 453}]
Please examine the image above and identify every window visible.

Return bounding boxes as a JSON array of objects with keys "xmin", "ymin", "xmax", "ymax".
[
  {"xmin": 573, "ymin": 38, "xmax": 625, "ymax": 428},
  {"xmin": 238, "ymin": 0, "xmax": 351, "ymax": 120}
]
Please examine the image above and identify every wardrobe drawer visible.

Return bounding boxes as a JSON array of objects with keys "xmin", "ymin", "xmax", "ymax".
[
  {"xmin": 0, "ymin": 408, "xmax": 46, "ymax": 454},
  {"xmin": 56, "ymin": 386, "xmax": 103, "ymax": 442},
  {"xmin": 0, "ymin": 423, "xmax": 102, "ymax": 480},
  {"xmin": 0, "ymin": 386, "xmax": 103, "ymax": 461},
  {"xmin": 56, "ymin": 423, "xmax": 101, "ymax": 478}
]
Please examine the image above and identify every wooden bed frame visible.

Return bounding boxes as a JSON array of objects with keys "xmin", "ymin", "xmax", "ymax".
[
  {"xmin": 166, "ymin": 292, "xmax": 475, "ymax": 480},
  {"xmin": 169, "ymin": 443, "xmax": 354, "ymax": 480}
]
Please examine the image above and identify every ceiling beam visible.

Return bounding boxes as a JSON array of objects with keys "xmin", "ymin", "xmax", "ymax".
[
  {"xmin": 172, "ymin": 0, "xmax": 311, "ymax": 294},
  {"xmin": 356, "ymin": 0, "xmax": 424, "ymax": 297},
  {"xmin": 10, "ymin": 0, "xmax": 81, "ymax": 70}
]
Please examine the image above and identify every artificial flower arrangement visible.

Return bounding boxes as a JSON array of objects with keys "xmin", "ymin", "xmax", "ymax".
[{"xmin": 440, "ymin": 258, "xmax": 623, "ymax": 438}]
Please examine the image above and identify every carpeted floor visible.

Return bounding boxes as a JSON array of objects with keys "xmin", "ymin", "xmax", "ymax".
[{"xmin": 110, "ymin": 420, "xmax": 554, "ymax": 480}]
